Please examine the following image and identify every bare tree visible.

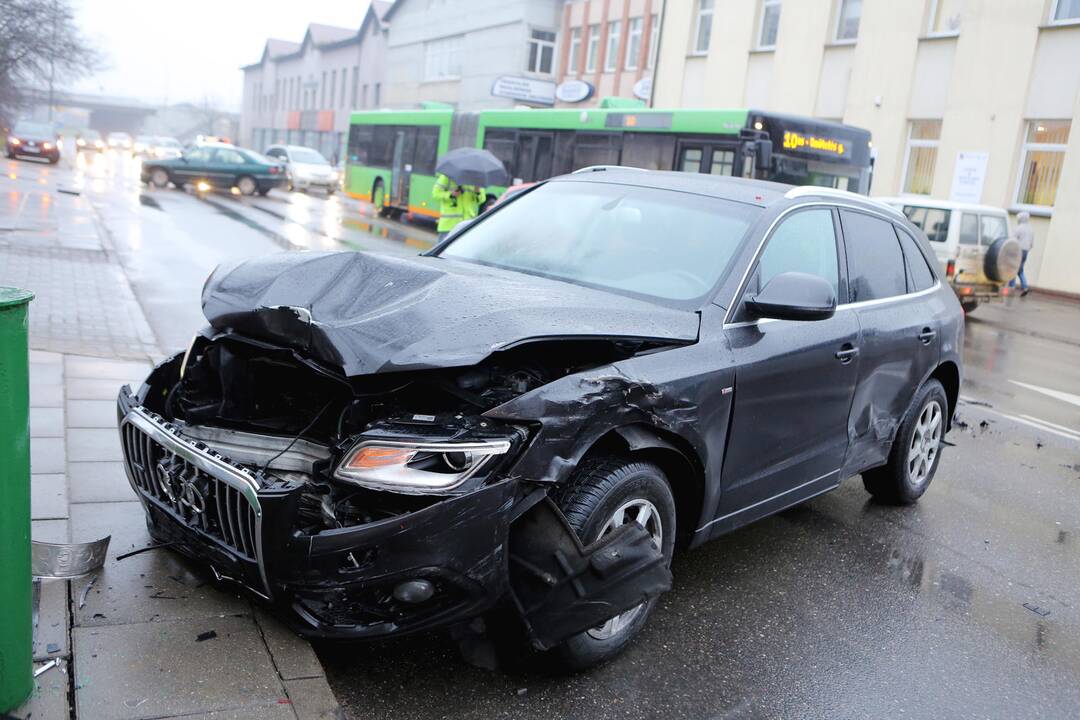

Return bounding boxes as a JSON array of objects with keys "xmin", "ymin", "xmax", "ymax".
[{"xmin": 0, "ymin": 0, "xmax": 102, "ymax": 126}]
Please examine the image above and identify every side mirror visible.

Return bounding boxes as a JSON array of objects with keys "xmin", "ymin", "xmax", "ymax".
[{"xmin": 745, "ymin": 272, "xmax": 836, "ymax": 321}]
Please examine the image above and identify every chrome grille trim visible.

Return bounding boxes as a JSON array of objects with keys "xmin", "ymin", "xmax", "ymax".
[{"xmin": 119, "ymin": 406, "xmax": 272, "ymax": 599}]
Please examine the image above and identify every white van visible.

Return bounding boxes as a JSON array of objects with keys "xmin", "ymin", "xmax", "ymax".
[{"xmin": 878, "ymin": 198, "xmax": 1022, "ymax": 313}]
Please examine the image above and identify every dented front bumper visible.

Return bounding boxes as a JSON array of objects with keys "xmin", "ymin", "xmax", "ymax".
[{"xmin": 117, "ymin": 385, "xmax": 671, "ymax": 645}]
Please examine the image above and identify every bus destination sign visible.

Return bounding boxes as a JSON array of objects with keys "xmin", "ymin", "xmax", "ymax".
[{"xmin": 782, "ymin": 130, "xmax": 849, "ymax": 158}]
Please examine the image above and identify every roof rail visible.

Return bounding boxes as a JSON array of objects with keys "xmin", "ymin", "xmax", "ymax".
[
  {"xmin": 571, "ymin": 165, "xmax": 649, "ymax": 174},
  {"xmin": 784, "ymin": 185, "xmax": 903, "ymax": 217}
]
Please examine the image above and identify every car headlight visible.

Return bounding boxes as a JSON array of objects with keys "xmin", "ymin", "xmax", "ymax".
[{"xmin": 333, "ymin": 438, "xmax": 512, "ymax": 493}]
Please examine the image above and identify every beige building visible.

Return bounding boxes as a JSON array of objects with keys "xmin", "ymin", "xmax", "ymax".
[
  {"xmin": 654, "ymin": 0, "xmax": 1080, "ymax": 296},
  {"xmin": 555, "ymin": 0, "xmax": 664, "ymax": 107}
]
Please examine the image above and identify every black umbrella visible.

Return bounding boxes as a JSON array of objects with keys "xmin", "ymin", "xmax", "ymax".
[{"xmin": 435, "ymin": 147, "xmax": 509, "ymax": 187}]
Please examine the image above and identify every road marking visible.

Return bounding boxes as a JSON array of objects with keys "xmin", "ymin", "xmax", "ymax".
[
  {"xmin": 1009, "ymin": 380, "xmax": 1080, "ymax": 409},
  {"xmin": 1019, "ymin": 414, "xmax": 1080, "ymax": 438}
]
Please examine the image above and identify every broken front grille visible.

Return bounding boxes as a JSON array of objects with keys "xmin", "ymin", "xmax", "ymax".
[{"xmin": 120, "ymin": 408, "xmax": 262, "ymax": 563}]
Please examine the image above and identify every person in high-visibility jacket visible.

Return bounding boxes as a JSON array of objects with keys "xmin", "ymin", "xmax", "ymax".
[{"xmin": 432, "ymin": 173, "xmax": 486, "ymax": 241}]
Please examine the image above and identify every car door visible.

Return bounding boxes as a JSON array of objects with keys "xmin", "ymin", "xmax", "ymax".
[
  {"xmin": 212, "ymin": 148, "xmax": 250, "ymax": 186},
  {"xmin": 840, "ymin": 209, "xmax": 940, "ymax": 475},
  {"xmin": 715, "ymin": 206, "xmax": 860, "ymax": 530},
  {"xmin": 173, "ymin": 147, "xmax": 213, "ymax": 183}
]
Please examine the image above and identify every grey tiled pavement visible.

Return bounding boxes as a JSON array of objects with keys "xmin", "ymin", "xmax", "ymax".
[{"xmin": 8, "ymin": 177, "xmax": 342, "ymax": 718}]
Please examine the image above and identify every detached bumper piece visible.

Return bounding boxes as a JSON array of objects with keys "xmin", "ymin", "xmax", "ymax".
[{"xmin": 508, "ymin": 498, "xmax": 673, "ymax": 651}]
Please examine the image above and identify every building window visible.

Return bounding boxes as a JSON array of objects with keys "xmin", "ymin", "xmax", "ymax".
[
  {"xmin": 647, "ymin": 13, "xmax": 660, "ymax": 68},
  {"xmin": 604, "ymin": 20, "xmax": 621, "ymax": 72},
  {"xmin": 835, "ymin": 0, "xmax": 862, "ymax": 41},
  {"xmin": 330, "ymin": 69, "xmax": 337, "ymax": 108},
  {"xmin": 341, "ymin": 68, "xmax": 347, "ymax": 108},
  {"xmin": 694, "ymin": 0, "xmax": 715, "ymax": 54},
  {"xmin": 927, "ymin": 0, "xmax": 963, "ymax": 35},
  {"xmin": 351, "ymin": 67, "xmax": 358, "ymax": 108},
  {"xmin": 625, "ymin": 18, "xmax": 643, "ymax": 70},
  {"xmin": 758, "ymin": 0, "xmax": 782, "ymax": 49},
  {"xmin": 585, "ymin": 24, "xmax": 601, "ymax": 73},
  {"xmin": 902, "ymin": 120, "xmax": 942, "ymax": 195},
  {"xmin": 528, "ymin": 29, "xmax": 557, "ymax": 74},
  {"xmin": 1015, "ymin": 120, "xmax": 1071, "ymax": 208},
  {"xmin": 374, "ymin": 82, "xmax": 381, "ymax": 107},
  {"xmin": 362, "ymin": 84, "xmax": 368, "ymax": 108},
  {"xmin": 424, "ymin": 36, "xmax": 463, "ymax": 80},
  {"xmin": 567, "ymin": 28, "xmax": 582, "ymax": 73},
  {"xmin": 1051, "ymin": 0, "xmax": 1080, "ymax": 22}
]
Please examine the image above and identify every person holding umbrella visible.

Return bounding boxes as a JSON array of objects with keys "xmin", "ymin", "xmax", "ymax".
[{"xmin": 432, "ymin": 148, "xmax": 509, "ymax": 241}]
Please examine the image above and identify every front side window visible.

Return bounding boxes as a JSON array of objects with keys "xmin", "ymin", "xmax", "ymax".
[
  {"xmin": 585, "ymin": 24, "xmax": 601, "ymax": 73},
  {"xmin": 528, "ymin": 29, "xmax": 557, "ymax": 74},
  {"xmin": 928, "ymin": 0, "xmax": 964, "ymax": 35},
  {"xmin": 695, "ymin": 0, "xmax": 715, "ymax": 54},
  {"xmin": 214, "ymin": 149, "xmax": 247, "ymax": 165},
  {"xmin": 1051, "ymin": 0, "xmax": 1080, "ymax": 22},
  {"xmin": 567, "ymin": 28, "xmax": 582, "ymax": 73},
  {"xmin": 438, "ymin": 181, "xmax": 760, "ymax": 304},
  {"xmin": 1015, "ymin": 120, "xmax": 1070, "ymax": 208},
  {"xmin": 835, "ymin": 0, "xmax": 862, "ymax": 41},
  {"xmin": 424, "ymin": 36, "xmax": 463, "ymax": 80},
  {"xmin": 902, "ymin": 205, "xmax": 950, "ymax": 243},
  {"xmin": 758, "ymin": 0, "xmax": 782, "ymax": 49},
  {"xmin": 902, "ymin": 119, "xmax": 942, "ymax": 195},
  {"xmin": 604, "ymin": 20, "xmax": 622, "ymax": 72},
  {"xmin": 625, "ymin": 18, "xmax": 643, "ymax": 70},
  {"xmin": 840, "ymin": 210, "xmax": 907, "ymax": 302},
  {"xmin": 755, "ymin": 209, "xmax": 840, "ymax": 297}
]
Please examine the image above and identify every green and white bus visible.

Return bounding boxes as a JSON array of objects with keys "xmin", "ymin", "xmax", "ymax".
[{"xmin": 344, "ymin": 107, "xmax": 873, "ymax": 219}]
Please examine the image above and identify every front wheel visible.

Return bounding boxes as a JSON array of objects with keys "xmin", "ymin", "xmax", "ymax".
[
  {"xmin": 150, "ymin": 168, "xmax": 170, "ymax": 188},
  {"xmin": 862, "ymin": 379, "xmax": 948, "ymax": 504},
  {"xmin": 551, "ymin": 456, "xmax": 676, "ymax": 671}
]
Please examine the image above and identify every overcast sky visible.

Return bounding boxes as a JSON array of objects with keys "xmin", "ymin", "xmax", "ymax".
[{"xmin": 71, "ymin": 0, "xmax": 371, "ymax": 111}]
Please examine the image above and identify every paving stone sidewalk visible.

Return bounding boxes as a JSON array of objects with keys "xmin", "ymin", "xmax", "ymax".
[{"xmin": 5, "ymin": 177, "xmax": 343, "ymax": 719}]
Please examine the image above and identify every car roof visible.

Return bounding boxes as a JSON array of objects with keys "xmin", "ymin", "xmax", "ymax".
[
  {"xmin": 553, "ymin": 167, "xmax": 793, "ymax": 207},
  {"xmin": 876, "ymin": 196, "xmax": 1010, "ymax": 215}
]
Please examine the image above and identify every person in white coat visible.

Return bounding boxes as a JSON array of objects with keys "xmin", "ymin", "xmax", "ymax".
[{"xmin": 1010, "ymin": 211, "xmax": 1034, "ymax": 297}]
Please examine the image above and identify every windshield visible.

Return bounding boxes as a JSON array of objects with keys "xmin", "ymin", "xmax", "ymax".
[
  {"xmin": 437, "ymin": 181, "xmax": 760, "ymax": 304},
  {"xmin": 13, "ymin": 121, "xmax": 52, "ymax": 137},
  {"xmin": 290, "ymin": 148, "xmax": 328, "ymax": 164}
]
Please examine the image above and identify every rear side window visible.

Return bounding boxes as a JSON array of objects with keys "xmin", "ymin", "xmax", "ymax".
[
  {"xmin": 895, "ymin": 226, "xmax": 936, "ymax": 292},
  {"xmin": 980, "ymin": 215, "xmax": 1008, "ymax": 246},
  {"xmin": 902, "ymin": 205, "xmax": 950, "ymax": 243},
  {"xmin": 753, "ymin": 209, "xmax": 839, "ymax": 297},
  {"xmin": 958, "ymin": 213, "xmax": 979, "ymax": 245},
  {"xmin": 840, "ymin": 210, "xmax": 907, "ymax": 302}
]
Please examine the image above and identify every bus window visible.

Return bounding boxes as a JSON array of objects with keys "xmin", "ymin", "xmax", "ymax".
[
  {"xmin": 622, "ymin": 133, "xmax": 676, "ymax": 171},
  {"xmin": 679, "ymin": 147, "xmax": 704, "ymax": 173},
  {"xmin": 710, "ymin": 149, "xmax": 735, "ymax": 175},
  {"xmin": 516, "ymin": 132, "xmax": 554, "ymax": 183},
  {"xmin": 573, "ymin": 133, "xmax": 621, "ymax": 169},
  {"xmin": 371, "ymin": 125, "xmax": 398, "ymax": 167},
  {"xmin": 348, "ymin": 125, "xmax": 373, "ymax": 164},
  {"xmin": 414, "ymin": 126, "xmax": 440, "ymax": 175},
  {"xmin": 483, "ymin": 129, "xmax": 518, "ymax": 179},
  {"xmin": 553, "ymin": 131, "xmax": 575, "ymax": 176}
]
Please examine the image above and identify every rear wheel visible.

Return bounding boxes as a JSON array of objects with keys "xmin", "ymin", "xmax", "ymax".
[
  {"xmin": 150, "ymin": 168, "xmax": 170, "ymax": 189},
  {"xmin": 257, "ymin": 187, "xmax": 271, "ymax": 196},
  {"xmin": 551, "ymin": 456, "xmax": 675, "ymax": 671},
  {"xmin": 863, "ymin": 379, "xmax": 948, "ymax": 504},
  {"xmin": 961, "ymin": 299, "xmax": 978, "ymax": 314},
  {"xmin": 236, "ymin": 175, "xmax": 257, "ymax": 196}
]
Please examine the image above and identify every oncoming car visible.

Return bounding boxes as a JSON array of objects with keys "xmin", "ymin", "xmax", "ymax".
[
  {"xmin": 141, "ymin": 144, "xmax": 285, "ymax": 196},
  {"xmin": 116, "ymin": 170, "xmax": 963, "ymax": 670},
  {"xmin": 263, "ymin": 144, "xmax": 339, "ymax": 194}
]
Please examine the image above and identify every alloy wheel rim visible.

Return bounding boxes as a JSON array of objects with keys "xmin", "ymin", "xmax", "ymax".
[
  {"xmin": 907, "ymin": 400, "xmax": 942, "ymax": 487},
  {"xmin": 586, "ymin": 498, "xmax": 663, "ymax": 641}
]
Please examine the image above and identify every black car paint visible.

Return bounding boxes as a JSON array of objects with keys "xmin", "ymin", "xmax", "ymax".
[{"xmin": 117, "ymin": 171, "xmax": 964, "ymax": 647}]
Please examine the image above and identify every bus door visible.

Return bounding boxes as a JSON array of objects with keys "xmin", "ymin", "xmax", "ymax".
[
  {"xmin": 515, "ymin": 131, "xmax": 554, "ymax": 183},
  {"xmin": 390, "ymin": 127, "xmax": 417, "ymax": 207},
  {"xmin": 675, "ymin": 140, "xmax": 740, "ymax": 177}
]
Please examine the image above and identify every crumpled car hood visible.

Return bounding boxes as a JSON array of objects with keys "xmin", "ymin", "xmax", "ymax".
[{"xmin": 201, "ymin": 251, "xmax": 699, "ymax": 376}]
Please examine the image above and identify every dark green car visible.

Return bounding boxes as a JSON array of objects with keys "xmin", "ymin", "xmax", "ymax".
[{"xmin": 141, "ymin": 144, "xmax": 286, "ymax": 196}]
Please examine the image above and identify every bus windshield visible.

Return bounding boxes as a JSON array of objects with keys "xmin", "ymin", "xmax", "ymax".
[{"xmin": 438, "ymin": 180, "xmax": 759, "ymax": 304}]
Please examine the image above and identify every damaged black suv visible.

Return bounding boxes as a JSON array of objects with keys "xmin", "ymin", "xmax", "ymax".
[{"xmin": 117, "ymin": 169, "xmax": 963, "ymax": 670}]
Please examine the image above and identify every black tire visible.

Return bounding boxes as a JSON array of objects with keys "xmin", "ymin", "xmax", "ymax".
[
  {"xmin": 236, "ymin": 175, "xmax": 257, "ymax": 196},
  {"xmin": 257, "ymin": 187, "xmax": 271, "ymax": 196},
  {"xmin": 863, "ymin": 379, "xmax": 948, "ymax": 504},
  {"xmin": 961, "ymin": 299, "xmax": 978, "ymax": 314},
  {"xmin": 326, "ymin": 187, "xmax": 336, "ymax": 196},
  {"xmin": 550, "ymin": 456, "xmax": 676, "ymax": 671},
  {"xmin": 48, "ymin": 156, "xmax": 59, "ymax": 165}
]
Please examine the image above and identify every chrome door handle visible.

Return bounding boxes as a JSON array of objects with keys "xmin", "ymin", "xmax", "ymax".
[
  {"xmin": 835, "ymin": 346, "xmax": 859, "ymax": 364},
  {"xmin": 918, "ymin": 328, "xmax": 936, "ymax": 345}
]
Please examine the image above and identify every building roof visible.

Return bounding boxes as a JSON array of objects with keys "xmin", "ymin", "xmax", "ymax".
[
  {"xmin": 242, "ymin": 3, "xmax": 391, "ymax": 70},
  {"xmin": 304, "ymin": 23, "xmax": 358, "ymax": 46}
]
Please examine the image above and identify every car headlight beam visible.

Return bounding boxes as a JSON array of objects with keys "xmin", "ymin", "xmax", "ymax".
[{"xmin": 333, "ymin": 438, "xmax": 512, "ymax": 493}]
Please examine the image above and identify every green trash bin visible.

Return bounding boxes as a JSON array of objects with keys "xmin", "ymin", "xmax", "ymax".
[{"xmin": 0, "ymin": 287, "xmax": 34, "ymax": 712}]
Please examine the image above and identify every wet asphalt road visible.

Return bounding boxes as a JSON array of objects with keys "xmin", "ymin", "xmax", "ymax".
[{"xmin": 7, "ymin": 152, "xmax": 1080, "ymax": 719}]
